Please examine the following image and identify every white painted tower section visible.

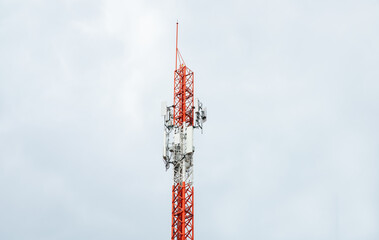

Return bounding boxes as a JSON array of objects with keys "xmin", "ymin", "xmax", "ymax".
[{"xmin": 161, "ymin": 100, "xmax": 207, "ymax": 185}]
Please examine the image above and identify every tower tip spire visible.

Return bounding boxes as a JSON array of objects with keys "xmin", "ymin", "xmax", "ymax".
[{"xmin": 175, "ymin": 22, "xmax": 179, "ymax": 70}]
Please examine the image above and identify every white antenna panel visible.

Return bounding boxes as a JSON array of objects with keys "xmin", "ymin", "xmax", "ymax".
[
  {"xmin": 161, "ymin": 102, "xmax": 167, "ymax": 116},
  {"xmin": 185, "ymin": 126, "xmax": 193, "ymax": 154},
  {"xmin": 194, "ymin": 98, "xmax": 199, "ymax": 113},
  {"xmin": 174, "ymin": 132, "xmax": 180, "ymax": 144},
  {"xmin": 163, "ymin": 132, "xmax": 167, "ymax": 159}
]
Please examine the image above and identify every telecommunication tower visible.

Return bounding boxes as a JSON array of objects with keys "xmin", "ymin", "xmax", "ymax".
[{"xmin": 161, "ymin": 23, "xmax": 207, "ymax": 240}]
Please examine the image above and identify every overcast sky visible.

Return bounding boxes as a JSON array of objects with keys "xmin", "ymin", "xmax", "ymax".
[{"xmin": 1, "ymin": 0, "xmax": 378, "ymax": 239}]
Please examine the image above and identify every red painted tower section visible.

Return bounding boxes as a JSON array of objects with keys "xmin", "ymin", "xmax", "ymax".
[
  {"xmin": 171, "ymin": 183, "xmax": 194, "ymax": 240},
  {"xmin": 173, "ymin": 24, "xmax": 194, "ymax": 128},
  {"xmin": 171, "ymin": 22, "xmax": 195, "ymax": 240}
]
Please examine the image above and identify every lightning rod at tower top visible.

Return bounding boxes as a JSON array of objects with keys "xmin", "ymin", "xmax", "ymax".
[{"xmin": 161, "ymin": 22, "xmax": 207, "ymax": 240}]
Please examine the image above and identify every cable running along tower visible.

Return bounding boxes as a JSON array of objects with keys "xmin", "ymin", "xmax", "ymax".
[{"xmin": 162, "ymin": 23, "xmax": 207, "ymax": 240}]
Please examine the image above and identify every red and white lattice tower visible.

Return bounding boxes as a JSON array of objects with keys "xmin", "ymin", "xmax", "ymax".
[{"xmin": 162, "ymin": 23, "xmax": 207, "ymax": 240}]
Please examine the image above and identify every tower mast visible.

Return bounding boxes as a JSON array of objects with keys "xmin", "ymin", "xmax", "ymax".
[{"xmin": 162, "ymin": 23, "xmax": 207, "ymax": 240}]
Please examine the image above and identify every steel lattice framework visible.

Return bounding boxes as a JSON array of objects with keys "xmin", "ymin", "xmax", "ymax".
[
  {"xmin": 173, "ymin": 65, "xmax": 194, "ymax": 127},
  {"xmin": 171, "ymin": 183, "xmax": 194, "ymax": 240},
  {"xmin": 162, "ymin": 23, "xmax": 207, "ymax": 240}
]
